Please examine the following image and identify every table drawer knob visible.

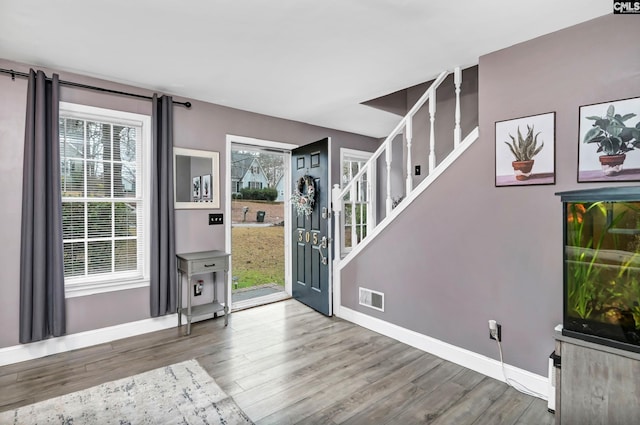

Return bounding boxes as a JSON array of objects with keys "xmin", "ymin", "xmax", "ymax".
[{"xmin": 204, "ymin": 263, "xmax": 216, "ymax": 267}]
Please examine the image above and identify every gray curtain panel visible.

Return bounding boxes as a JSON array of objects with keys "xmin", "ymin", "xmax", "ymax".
[
  {"xmin": 19, "ymin": 69, "xmax": 66, "ymax": 343},
  {"xmin": 150, "ymin": 94, "xmax": 177, "ymax": 317}
]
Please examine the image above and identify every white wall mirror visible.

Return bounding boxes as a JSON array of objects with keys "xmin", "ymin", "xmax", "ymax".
[{"xmin": 174, "ymin": 147, "xmax": 220, "ymax": 209}]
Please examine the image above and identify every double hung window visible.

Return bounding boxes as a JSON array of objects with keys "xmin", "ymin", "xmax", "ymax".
[
  {"xmin": 59, "ymin": 103, "xmax": 150, "ymax": 296},
  {"xmin": 341, "ymin": 149, "xmax": 374, "ymax": 253}
]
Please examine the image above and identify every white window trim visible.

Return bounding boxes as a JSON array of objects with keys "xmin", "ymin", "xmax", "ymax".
[
  {"xmin": 59, "ymin": 102, "xmax": 152, "ymax": 298},
  {"xmin": 340, "ymin": 148, "xmax": 375, "ymax": 254},
  {"xmin": 64, "ymin": 278, "xmax": 150, "ymax": 298},
  {"xmin": 340, "ymin": 148, "xmax": 374, "ymax": 188}
]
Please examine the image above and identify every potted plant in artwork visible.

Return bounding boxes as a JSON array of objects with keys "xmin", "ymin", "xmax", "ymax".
[
  {"xmin": 583, "ymin": 105, "xmax": 640, "ymax": 176},
  {"xmin": 504, "ymin": 124, "xmax": 544, "ymax": 181}
]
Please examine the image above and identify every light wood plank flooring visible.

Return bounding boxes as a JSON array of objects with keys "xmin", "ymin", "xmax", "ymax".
[{"xmin": 0, "ymin": 299, "xmax": 554, "ymax": 424}]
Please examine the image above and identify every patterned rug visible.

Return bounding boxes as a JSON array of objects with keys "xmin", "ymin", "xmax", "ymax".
[{"xmin": 0, "ymin": 359, "xmax": 254, "ymax": 424}]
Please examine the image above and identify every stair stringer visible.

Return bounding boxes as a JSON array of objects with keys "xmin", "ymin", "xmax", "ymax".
[{"xmin": 336, "ymin": 126, "xmax": 479, "ymax": 272}]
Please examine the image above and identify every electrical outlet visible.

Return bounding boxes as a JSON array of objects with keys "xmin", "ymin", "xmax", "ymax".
[
  {"xmin": 489, "ymin": 323, "xmax": 502, "ymax": 341},
  {"xmin": 194, "ymin": 281, "xmax": 203, "ymax": 296},
  {"xmin": 415, "ymin": 165, "xmax": 421, "ymax": 176}
]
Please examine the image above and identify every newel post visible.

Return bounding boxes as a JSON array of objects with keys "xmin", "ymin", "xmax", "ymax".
[{"xmin": 332, "ymin": 184, "xmax": 342, "ymax": 261}]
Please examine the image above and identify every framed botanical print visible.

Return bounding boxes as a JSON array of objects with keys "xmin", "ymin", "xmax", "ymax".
[
  {"xmin": 578, "ymin": 96, "xmax": 640, "ymax": 182},
  {"xmin": 495, "ymin": 112, "xmax": 556, "ymax": 187}
]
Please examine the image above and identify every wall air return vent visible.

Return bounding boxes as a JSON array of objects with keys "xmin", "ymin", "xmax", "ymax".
[{"xmin": 359, "ymin": 287, "xmax": 384, "ymax": 312}]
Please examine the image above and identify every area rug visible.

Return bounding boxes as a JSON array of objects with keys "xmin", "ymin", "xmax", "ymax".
[{"xmin": 0, "ymin": 359, "xmax": 254, "ymax": 424}]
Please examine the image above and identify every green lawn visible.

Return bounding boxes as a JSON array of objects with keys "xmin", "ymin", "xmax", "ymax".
[{"xmin": 231, "ymin": 226, "xmax": 285, "ymax": 289}]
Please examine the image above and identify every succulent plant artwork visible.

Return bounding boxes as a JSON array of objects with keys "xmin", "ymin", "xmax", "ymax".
[{"xmin": 504, "ymin": 125, "xmax": 544, "ymax": 162}]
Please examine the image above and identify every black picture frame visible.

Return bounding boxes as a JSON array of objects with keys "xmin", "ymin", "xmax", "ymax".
[
  {"xmin": 495, "ymin": 112, "xmax": 556, "ymax": 187},
  {"xmin": 192, "ymin": 176, "xmax": 201, "ymax": 201},
  {"xmin": 578, "ymin": 96, "xmax": 640, "ymax": 183},
  {"xmin": 201, "ymin": 174, "xmax": 212, "ymax": 201}
]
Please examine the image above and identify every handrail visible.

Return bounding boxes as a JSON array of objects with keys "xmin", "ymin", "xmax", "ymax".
[
  {"xmin": 333, "ymin": 67, "xmax": 471, "ymax": 257},
  {"xmin": 334, "ymin": 70, "xmax": 448, "ymax": 203}
]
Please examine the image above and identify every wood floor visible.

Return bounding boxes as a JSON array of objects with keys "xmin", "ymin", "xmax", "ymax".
[{"xmin": 0, "ymin": 299, "xmax": 554, "ymax": 424}]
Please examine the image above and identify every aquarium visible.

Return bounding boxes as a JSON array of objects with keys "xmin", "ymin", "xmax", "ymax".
[{"xmin": 557, "ymin": 186, "xmax": 640, "ymax": 353}]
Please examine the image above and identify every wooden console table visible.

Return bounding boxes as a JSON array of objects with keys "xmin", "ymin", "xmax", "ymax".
[{"xmin": 176, "ymin": 250, "xmax": 230, "ymax": 335}]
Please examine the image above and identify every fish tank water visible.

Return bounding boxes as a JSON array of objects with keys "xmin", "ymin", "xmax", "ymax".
[{"xmin": 557, "ymin": 187, "xmax": 640, "ymax": 353}]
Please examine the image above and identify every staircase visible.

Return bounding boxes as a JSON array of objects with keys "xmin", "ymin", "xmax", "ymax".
[{"xmin": 331, "ymin": 67, "xmax": 480, "ymax": 269}]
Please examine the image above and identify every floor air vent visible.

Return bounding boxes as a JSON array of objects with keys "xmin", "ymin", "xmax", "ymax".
[{"xmin": 359, "ymin": 287, "xmax": 384, "ymax": 312}]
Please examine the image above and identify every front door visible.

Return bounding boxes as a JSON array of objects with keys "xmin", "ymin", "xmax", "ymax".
[{"xmin": 291, "ymin": 138, "xmax": 332, "ymax": 315}]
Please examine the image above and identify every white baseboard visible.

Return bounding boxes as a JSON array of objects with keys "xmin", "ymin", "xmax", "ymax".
[
  {"xmin": 337, "ymin": 306, "xmax": 548, "ymax": 400},
  {"xmin": 0, "ymin": 314, "xmax": 178, "ymax": 367}
]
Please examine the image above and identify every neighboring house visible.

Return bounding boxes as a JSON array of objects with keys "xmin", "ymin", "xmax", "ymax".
[{"xmin": 231, "ymin": 152, "xmax": 270, "ymax": 195}]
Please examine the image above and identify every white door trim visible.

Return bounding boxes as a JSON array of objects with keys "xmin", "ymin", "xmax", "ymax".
[
  {"xmin": 327, "ymin": 138, "xmax": 333, "ymax": 316},
  {"xmin": 225, "ymin": 134, "xmax": 297, "ymax": 310}
]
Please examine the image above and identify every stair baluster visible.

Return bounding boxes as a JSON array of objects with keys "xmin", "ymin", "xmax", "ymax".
[
  {"xmin": 428, "ymin": 89, "xmax": 437, "ymax": 173},
  {"xmin": 454, "ymin": 66, "xmax": 462, "ymax": 148},
  {"xmin": 332, "ymin": 68, "xmax": 478, "ymax": 262}
]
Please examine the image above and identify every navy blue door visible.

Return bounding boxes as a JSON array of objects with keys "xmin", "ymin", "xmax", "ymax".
[{"xmin": 291, "ymin": 138, "xmax": 331, "ymax": 315}]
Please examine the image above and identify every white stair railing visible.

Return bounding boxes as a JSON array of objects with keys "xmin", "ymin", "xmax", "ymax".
[{"xmin": 333, "ymin": 67, "xmax": 475, "ymax": 259}]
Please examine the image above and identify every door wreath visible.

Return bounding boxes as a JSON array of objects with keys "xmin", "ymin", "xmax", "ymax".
[{"xmin": 291, "ymin": 175, "xmax": 316, "ymax": 216}]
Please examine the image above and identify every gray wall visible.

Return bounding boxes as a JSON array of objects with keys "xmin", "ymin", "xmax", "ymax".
[
  {"xmin": 340, "ymin": 14, "xmax": 640, "ymax": 376},
  {"xmin": 0, "ymin": 58, "xmax": 377, "ymax": 348}
]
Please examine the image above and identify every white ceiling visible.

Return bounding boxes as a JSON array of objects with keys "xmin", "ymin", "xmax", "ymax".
[{"xmin": 0, "ymin": 0, "xmax": 610, "ymax": 138}]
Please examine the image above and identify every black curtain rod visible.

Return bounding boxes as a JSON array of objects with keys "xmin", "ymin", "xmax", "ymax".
[{"xmin": 0, "ymin": 68, "xmax": 192, "ymax": 108}]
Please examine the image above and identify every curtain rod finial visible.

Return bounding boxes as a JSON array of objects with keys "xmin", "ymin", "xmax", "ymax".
[{"xmin": 185, "ymin": 101, "xmax": 192, "ymax": 108}]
